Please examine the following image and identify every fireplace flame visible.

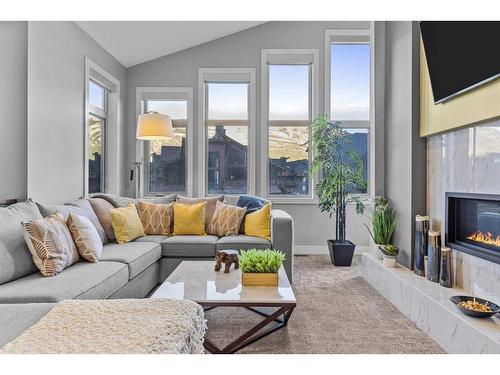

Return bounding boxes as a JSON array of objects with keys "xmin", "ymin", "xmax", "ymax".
[{"xmin": 466, "ymin": 231, "xmax": 500, "ymax": 247}]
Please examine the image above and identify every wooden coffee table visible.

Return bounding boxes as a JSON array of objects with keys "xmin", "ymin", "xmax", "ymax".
[{"xmin": 150, "ymin": 261, "xmax": 296, "ymax": 354}]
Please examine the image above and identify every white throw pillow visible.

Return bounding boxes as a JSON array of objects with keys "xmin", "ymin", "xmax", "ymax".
[{"xmin": 67, "ymin": 212, "xmax": 103, "ymax": 262}]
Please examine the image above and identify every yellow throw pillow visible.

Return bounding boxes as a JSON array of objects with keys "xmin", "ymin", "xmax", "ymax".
[
  {"xmin": 244, "ymin": 203, "xmax": 271, "ymax": 240},
  {"xmin": 173, "ymin": 201, "xmax": 207, "ymax": 235},
  {"xmin": 109, "ymin": 204, "xmax": 145, "ymax": 244}
]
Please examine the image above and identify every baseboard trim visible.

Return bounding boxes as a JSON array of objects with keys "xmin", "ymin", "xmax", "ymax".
[{"xmin": 294, "ymin": 245, "xmax": 369, "ymax": 255}]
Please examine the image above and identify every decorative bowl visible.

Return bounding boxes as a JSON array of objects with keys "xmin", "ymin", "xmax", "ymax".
[{"xmin": 450, "ymin": 295, "xmax": 500, "ymax": 318}]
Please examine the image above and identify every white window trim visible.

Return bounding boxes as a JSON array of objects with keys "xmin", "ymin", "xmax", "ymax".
[
  {"xmin": 198, "ymin": 68, "xmax": 256, "ymax": 197},
  {"xmin": 135, "ymin": 87, "xmax": 194, "ymax": 198},
  {"xmin": 324, "ymin": 27, "xmax": 375, "ymax": 201},
  {"xmin": 84, "ymin": 57, "xmax": 120, "ymax": 196},
  {"xmin": 260, "ymin": 49, "xmax": 319, "ymax": 204}
]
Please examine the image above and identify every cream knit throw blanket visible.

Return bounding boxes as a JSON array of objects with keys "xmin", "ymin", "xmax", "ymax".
[{"xmin": 1, "ymin": 299, "xmax": 206, "ymax": 354}]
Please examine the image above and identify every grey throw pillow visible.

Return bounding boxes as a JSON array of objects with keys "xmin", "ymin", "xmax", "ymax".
[
  {"xmin": 36, "ymin": 198, "xmax": 107, "ymax": 244},
  {"xmin": 0, "ymin": 199, "xmax": 42, "ymax": 284},
  {"xmin": 67, "ymin": 213, "xmax": 103, "ymax": 262}
]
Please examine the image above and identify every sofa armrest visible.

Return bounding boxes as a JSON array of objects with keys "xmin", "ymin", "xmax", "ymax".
[{"xmin": 270, "ymin": 209, "xmax": 294, "ymax": 282}]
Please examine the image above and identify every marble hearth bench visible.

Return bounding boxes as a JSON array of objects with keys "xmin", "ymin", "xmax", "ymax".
[{"xmin": 360, "ymin": 253, "xmax": 500, "ymax": 354}]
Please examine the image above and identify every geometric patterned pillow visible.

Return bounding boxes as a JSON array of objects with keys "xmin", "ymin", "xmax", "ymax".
[
  {"xmin": 137, "ymin": 201, "xmax": 173, "ymax": 236},
  {"xmin": 22, "ymin": 212, "xmax": 80, "ymax": 277},
  {"xmin": 67, "ymin": 212, "xmax": 103, "ymax": 262},
  {"xmin": 207, "ymin": 200, "xmax": 246, "ymax": 237}
]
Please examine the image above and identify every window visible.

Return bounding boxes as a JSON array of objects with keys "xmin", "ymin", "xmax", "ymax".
[
  {"xmin": 261, "ymin": 50, "xmax": 319, "ymax": 200},
  {"xmin": 137, "ymin": 87, "xmax": 193, "ymax": 197},
  {"xmin": 199, "ymin": 68, "xmax": 256, "ymax": 196},
  {"xmin": 326, "ymin": 30, "xmax": 372, "ymax": 194},
  {"xmin": 206, "ymin": 82, "xmax": 249, "ymax": 194},
  {"xmin": 87, "ymin": 80, "xmax": 107, "ymax": 194},
  {"xmin": 145, "ymin": 100, "xmax": 188, "ymax": 193}
]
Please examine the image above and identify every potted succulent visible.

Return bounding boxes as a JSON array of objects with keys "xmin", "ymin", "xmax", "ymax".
[
  {"xmin": 364, "ymin": 196, "xmax": 397, "ymax": 259},
  {"xmin": 379, "ymin": 244, "xmax": 399, "ymax": 267},
  {"xmin": 311, "ymin": 115, "xmax": 366, "ymax": 266},
  {"xmin": 239, "ymin": 249, "xmax": 285, "ymax": 286}
]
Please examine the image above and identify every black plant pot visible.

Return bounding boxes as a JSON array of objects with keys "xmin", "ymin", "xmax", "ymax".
[{"xmin": 327, "ymin": 240, "xmax": 356, "ymax": 266}]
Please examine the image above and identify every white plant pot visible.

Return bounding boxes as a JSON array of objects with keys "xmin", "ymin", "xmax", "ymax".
[
  {"xmin": 372, "ymin": 244, "xmax": 383, "ymax": 259},
  {"xmin": 383, "ymin": 255, "xmax": 397, "ymax": 267}
]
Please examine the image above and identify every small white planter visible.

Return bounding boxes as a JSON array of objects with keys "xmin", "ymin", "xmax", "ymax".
[
  {"xmin": 373, "ymin": 244, "xmax": 383, "ymax": 259},
  {"xmin": 383, "ymin": 255, "xmax": 397, "ymax": 267}
]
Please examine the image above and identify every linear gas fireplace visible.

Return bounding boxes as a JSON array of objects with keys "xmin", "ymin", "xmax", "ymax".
[{"xmin": 446, "ymin": 192, "xmax": 500, "ymax": 264}]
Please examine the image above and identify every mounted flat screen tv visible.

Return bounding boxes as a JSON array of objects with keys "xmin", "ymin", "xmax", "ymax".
[{"xmin": 420, "ymin": 21, "xmax": 500, "ymax": 104}]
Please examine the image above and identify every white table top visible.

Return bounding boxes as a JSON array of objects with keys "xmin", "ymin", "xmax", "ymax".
[{"xmin": 151, "ymin": 261, "xmax": 296, "ymax": 304}]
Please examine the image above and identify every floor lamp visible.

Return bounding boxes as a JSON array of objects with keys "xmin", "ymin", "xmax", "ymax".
[{"xmin": 135, "ymin": 111, "xmax": 173, "ymax": 198}]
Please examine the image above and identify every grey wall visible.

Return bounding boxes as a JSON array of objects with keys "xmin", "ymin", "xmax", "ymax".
[
  {"xmin": 27, "ymin": 21, "xmax": 127, "ymax": 203},
  {"xmin": 0, "ymin": 22, "xmax": 28, "ymax": 201},
  {"xmin": 385, "ymin": 21, "xmax": 426, "ymax": 267},
  {"xmin": 125, "ymin": 21, "xmax": 373, "ymax": 248}
]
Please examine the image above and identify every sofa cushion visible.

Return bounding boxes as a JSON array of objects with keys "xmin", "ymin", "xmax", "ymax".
[
  {"xmin": 91, "ymin": 193, "xmax": 177, "ymax": 208},
  {"xmin": 134, "ymin": 235, "xmax": 169, "ymax": 244},
  {"xmin": 36, "ymin": 198, "xmax": 107, "ymax": 244},
  {"xmin": 0, "ymin": 261, "xmax": 128, "ymax": 303},
  {"xmin": 0, "ymin": 200, "xmax": 42, "ymax": 285},
  {"xmin": 162, "ymin": 235, "xmax": 219, "ymax": 257},
  {"xmin": 217, "ymin": 235, "xmax": 272, "ymax": 251},
  {"xmin": 100, "ymin": 242, "xmax": 161, "ymax": 279},
  {"xmin": 88, "ymin": 197, "xmax": 116, "ymax": 241},
  {"xmin": 0, "ymin": 303, "xmax": 55, "ymax": 348}
]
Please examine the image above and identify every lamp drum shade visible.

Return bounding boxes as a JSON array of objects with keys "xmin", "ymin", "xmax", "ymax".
[{"xmin": 136, "ymin": 112, "xmax": 173, "ymax": 140}]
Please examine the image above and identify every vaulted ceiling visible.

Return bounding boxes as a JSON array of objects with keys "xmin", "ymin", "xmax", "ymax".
[{"xmin": 76, "ymin": 21, "xmax": 266, "ymax": 67}]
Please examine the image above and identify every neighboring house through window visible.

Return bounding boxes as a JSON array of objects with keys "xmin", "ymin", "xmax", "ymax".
[
  {"xmin": 198, "ymin": 68, "xmax": 256, "ymax": 196},
  {"xmin": 261, "ymin": 49, "xmax": 319, "ymax": 202},
  {"xmin": 136, "ymin": 87, "xmax": 194, "ymax": 197}
]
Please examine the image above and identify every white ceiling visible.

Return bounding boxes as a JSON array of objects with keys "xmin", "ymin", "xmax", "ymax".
[{"xmin": 76, "ymin": 21, "xmax": 266, "ymax": 67}]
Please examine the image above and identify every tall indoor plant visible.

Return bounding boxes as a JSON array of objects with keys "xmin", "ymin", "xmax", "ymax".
[{"xmin": 311, "ymin": 115, "xmax": 366, "ymax": 266}]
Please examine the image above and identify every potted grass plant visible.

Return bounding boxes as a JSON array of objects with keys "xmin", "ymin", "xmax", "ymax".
[
  {"xmin": 379, "ymin": 244, "xmax": 399, "ymax": 267},
  {"xmin": 311, "ymin": 115, "xmax": 366, "ymax": 266},
  {"xmin": 239, "ymin": 249, "xmax": 285, "ymax": 287},
  {"xmin": 364, "ymin": 196, "xmax": 397, "ymax": 259}
]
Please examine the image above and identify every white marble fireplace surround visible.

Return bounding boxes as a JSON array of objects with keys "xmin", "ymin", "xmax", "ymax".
[
  {"xmin": 362, "ymin": 121, "xmax": 500, "ymax": 353},
  {"xmin": 427, "ymin": 120, "xmax": 500, "ymax": 298}
]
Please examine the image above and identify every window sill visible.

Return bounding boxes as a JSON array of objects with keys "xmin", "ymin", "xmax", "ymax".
[
  {"xmin": 268, "ymin": 194, "xmax": 372, "ymax": 206},
  {"xmin": 267, "ymin": 197, "xmax": 319, "ymax": 205}
]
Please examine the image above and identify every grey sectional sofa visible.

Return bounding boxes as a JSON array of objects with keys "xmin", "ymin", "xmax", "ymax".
[{"xmin": 0, "ymin": 195, "xmax": 294, "ymax": 347}]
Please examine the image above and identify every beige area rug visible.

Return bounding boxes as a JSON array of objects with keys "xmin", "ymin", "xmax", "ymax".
[{"xmin": 204, "ymin": 255, "xmax": 445, "ymax": 354}]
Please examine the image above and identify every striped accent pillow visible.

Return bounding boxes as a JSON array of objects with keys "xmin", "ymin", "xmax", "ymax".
[
  {"xmin": 22, "ymin": 212, "xmax": 80, "ymax": 276},
  {"xmin": 208, "ymin": 200, "xmax": 246, "ymax": 237},
  {"xmin": 137, "ymin": 201, "xmax": 173, "ymax": 236}
]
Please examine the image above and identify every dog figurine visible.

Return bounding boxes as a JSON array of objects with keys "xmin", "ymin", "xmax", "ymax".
[{"xmin": 214, "ymin": 250, "xmax": 239, "ymax": 273}]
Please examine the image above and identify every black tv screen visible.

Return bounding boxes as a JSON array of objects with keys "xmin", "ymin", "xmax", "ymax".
[{"xmin": 420, "ymin": 21, "xmax": 500, "ymax": 103}]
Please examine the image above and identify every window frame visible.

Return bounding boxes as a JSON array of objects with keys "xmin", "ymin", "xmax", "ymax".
[
  {"xmin": 325, "ymin": 28, "xmax": 374, "ymax": 199},
  {"xmin": 84, "ymin": 57, "xmax": 120, "ymax": 196},
  {"xmin": 198, "ymin": 68, "xmax": 256, "ymax": 197},
  {"xmin": 136, "ymin": 87, "xmax": 194, "ymax": 197},
  {"xmin": 260, "ymin": 49, "xmax": 319, "ymax": 204}
]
